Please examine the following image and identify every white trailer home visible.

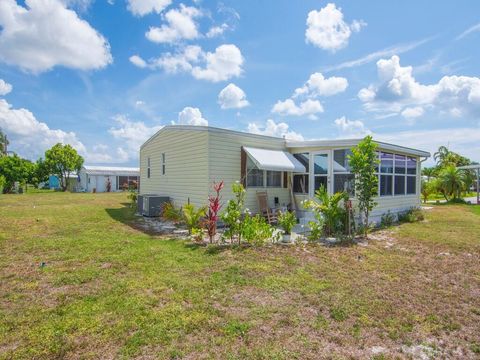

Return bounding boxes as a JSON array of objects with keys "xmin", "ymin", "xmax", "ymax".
[
  {"xmin": 78, "ymin": 166, "xmax": 140, "ymax": 193},
  {"xmin": 139, "ymin": 125, "xmax": 430, "ymax": 223}
]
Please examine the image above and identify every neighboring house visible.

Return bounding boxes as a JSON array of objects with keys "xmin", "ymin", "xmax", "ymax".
[
  {"xmin": 78, "ymin": 166, "xmax": 140, "ymax": 193},
  {"xmin": 48, "ymin": 174, "xmax": 78, "ymax": 191},
  {"xmin": 139, "ymin": 125, "xmax": 430, "ymax": 223}
]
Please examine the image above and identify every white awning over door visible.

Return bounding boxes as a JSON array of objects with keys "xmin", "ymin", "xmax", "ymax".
[{"xmin": 243, "ymin": 147, "xmax": 306, "ymax": 172}]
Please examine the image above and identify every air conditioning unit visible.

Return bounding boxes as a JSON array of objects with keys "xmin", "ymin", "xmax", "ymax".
[{"xmin": 141, "ymin": 195, "xmax": 170, "ymax": 217}]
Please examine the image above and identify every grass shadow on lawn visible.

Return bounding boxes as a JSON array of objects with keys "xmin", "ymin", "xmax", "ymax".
[{"xmin": 104, "ymin": 203, "xmax": 164, "ymax": 237}]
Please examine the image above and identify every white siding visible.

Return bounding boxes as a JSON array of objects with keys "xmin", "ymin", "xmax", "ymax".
[
  {"xmin": 207, "ymin": 131, "xmax": 290, "ymax": 212},
  {"xmin": 140, "ymin": 129, "xmax": 209, "ymax": 207}
]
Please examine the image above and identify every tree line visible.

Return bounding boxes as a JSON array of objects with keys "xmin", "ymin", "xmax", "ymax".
[{"xmin": 0, "ymin": 129, "xmax": 84, "ymax": 193}]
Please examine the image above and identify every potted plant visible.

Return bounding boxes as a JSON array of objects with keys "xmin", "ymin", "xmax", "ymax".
[{"xmin": 277, "ymin": 210, "xmax": 297, "ymax": 243}]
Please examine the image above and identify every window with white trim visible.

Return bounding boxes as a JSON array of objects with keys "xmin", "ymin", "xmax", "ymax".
[
  {"xmin": 377, "ymin": 152, "xmax": 417, "ymax": 196},
  {"xmin": 333, "ymin": 149, "xmax": 355, "ymax": 196},
  {"xmin": 292, "ymin": 153, "xmax": 309, "ymax": 194},
  {"xmin": 147, "ymin": 157, "xmax": 151, "ymax": 178}
]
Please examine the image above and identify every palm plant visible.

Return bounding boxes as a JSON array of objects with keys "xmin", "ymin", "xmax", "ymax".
[
  {"xmin": 182, "ymin": 203, "xmax": 207, "ymax": 235},
  {"xmin": 437, "ymin": 165, "xmax": 467, "ymax": 200},
  {"xmin": 304, "ymin": 186, "xmax": 348, "ymax": 237},
  {"xmin": 421, "ymin": 167, "xmax": 437, "ymax": 181},
  {"xmin": 433, "ymin": 146, "xmax": 450, "ymax": 167}
]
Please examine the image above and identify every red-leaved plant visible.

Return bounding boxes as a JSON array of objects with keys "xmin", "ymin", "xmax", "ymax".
[{"xmin": 205, "ymin": 180, "xmax": 224, "ymax": 243}]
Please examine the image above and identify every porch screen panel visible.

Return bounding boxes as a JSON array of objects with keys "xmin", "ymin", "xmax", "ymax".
[{"xmin": 292, "ymin": 153, "xmax": 309, "ymax": 194}]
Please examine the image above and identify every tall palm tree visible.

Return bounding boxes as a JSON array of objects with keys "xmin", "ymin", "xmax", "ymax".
[{"xmin": 433, "ymin": 145, "xmax": 450, "ymax": 167}]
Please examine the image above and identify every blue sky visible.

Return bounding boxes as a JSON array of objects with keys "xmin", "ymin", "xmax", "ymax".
[{"xmin": 1, "ymin": 0, "xmax": 480, "ymax": 165}]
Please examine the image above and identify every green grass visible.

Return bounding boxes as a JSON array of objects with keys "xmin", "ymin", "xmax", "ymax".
[{"xmin": 0, "ymin": 192, "xmax": 479, "ymax": 359}]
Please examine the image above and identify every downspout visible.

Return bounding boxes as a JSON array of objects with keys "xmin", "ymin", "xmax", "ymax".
[{"xmin": 419, "ymin": 156, "xmax": 429, "ymax": 204}]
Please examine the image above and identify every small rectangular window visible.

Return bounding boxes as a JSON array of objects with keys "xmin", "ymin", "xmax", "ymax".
[
  {"xmin": 334, "ymin": 174, "xmax": 355, "ymax": 196},
  {"xmin": 407, "ymin": 176, "xmax": 416, "ymax": 194},
  {"xmin": 147, "ymin": 157, "xmax": 151, "ymax": 178},
  {"xmin": 380, "ymin": 175, "xmax": 393, "ymax": 196},
  {"xmin": 293, "ymin": 174, "xmax": 308, "ymax": 194},
  {"xmin": 161, "ymin": 153, "xmax": 166, "ymax": 175},
  {"xmin": 394, "ymin": 154, "xmax": 406, "ymax": 174},
  {"xmin": 246, "ymin": 157, "xmax": 264, "ymax": 187},
  {"xmin": 394, "ymin": 175, "xmax": 405, "ymax": 195},
  {"xmin": 266, "ymin": 171, "xmax": 281, "ymax": 187},
  {"xmin": 407, "ymin": 157, "xmax": 417, "ymax": 175}
]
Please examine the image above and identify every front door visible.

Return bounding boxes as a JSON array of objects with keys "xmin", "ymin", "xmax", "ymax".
[{"xmin": 311, "ymin": 151, "xmax": 330, "ymax": 196}]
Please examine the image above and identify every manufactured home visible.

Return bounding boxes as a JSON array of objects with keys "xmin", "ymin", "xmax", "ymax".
[
  {"xmin": 139, "ymin": 125, "xmax": 430, "ymax": 223},
  {"xmin": 78, "ymin": 165, "xmax": 140, "ymax": 193}
]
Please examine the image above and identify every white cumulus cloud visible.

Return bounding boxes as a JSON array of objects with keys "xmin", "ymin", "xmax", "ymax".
[
  {"xmin": 218, "ymin": 83, "xmax": 249, "ymax": 109},
  {"xmin": 206, "ymin": 23, "xmax": 229, "ymax": 38},
  {"xmin": 109, "ymin": 114, "xmax": 163, "ymax": 159},
  {"xmin": 146, "ymin": 44, "xmax": 244, "ymax": 82},
  {"xmin": 0, "ymin": 80, "xmax": 13, "ymax": 96},
  {"xmin": 358, "ymin": 55, "xmax": 480, "ymax": 118},
  {"xmin": 129, "ymin": 55, "xmax": 147, "ymax": 68},
  {"xmin": 401, "ymin": 106, "xmax": 425, "ymax": 120},
  {"xmin": 293, "ymin": 72, "xmax": 348, "ymax": 98},
  {"xmin": 127, "ymin": 0, "xmax": 171, "ymax": 16},
  {"xmin": 177, "ymin": 107, "xmax": 208, "ymax": 126},
  {"xmin": 247, "ymin": 119, "xmax": 304, "ymax": 141},
  {"xmin": 0, "ymin": 98, "xmax": 86, "ymax": 159},
  {"xmin": 146, "ymin": 4, "xmax": 202, "ymax": 44},
  {"xmin": 334, "ymin": 116, "xmax": 371, "ymax": 138},
  {"xmin": 272, "ymin": 99, "xmax": 324, "ymax": 119},
  {"xmin": 0, "ymin": 0, "xmax": 112, "ymax": 73},
  {"xmin": 305, "ymin": 3, "xmax": 366, "ymax": 52},
  {"xmin": 191, "ymin": 44, "xmax": 243, "ymax": 82}
]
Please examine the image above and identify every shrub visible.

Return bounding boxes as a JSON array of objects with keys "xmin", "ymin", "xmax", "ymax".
[
  {"xmin": 398, "ymin": 207, "xmax": 424, "ymax": 223},
  {"xmin": 304, "ymin": 185, "xmax": 348, "ymax": 237},
  {"xmin": 380, "ymin": 211, "xmax": 395, "ymax": 228},
  {"xmin": 205, "ymin": 181, "xmax": 224, "ymax": 243},
  {"xmin": 277, "ymin": 211, "xmax": 296, "ymax": 235},
  {"xmin": 221, "ymin": 182, "xmax": 246, "ymax": 244},
  {"xmin": 190, "ymin": 227, "xmax": 204, "ymax": 243},
  {"xmin": 182, "ymin": 203, "xmax": 207, "ymax": 235},
  {"xmin": 161, "ymin": 202, "xmax": 182, "ymax": 223},
  {"xmin": 127, "ymin": 188, "xmax": 137, "ymax": 208},
  {"xmin": 241, "ymin": 214, "xmax": 277, "ymax": 246}
]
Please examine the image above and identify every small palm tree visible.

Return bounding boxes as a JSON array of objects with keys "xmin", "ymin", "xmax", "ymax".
[
  {"xmin": 421, "ymin": 167, "xmax": 437, "ymax": 181},
  {"xmin": 306, "ymin": 186, "xmax": 348, "ymax": 236},
  {"xmin": 438, "ymin": 165, "xmax": 467, "ymax": 200},
  {"xmin": 182, "ymin": 204, "xmax": 207, "ymax": 235}
]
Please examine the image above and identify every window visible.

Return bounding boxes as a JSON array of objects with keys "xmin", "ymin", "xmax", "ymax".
[
  {"xmin": 246, "ymin": 158, "xmax": 264, "ymax": 187},
  {"xmin": 377, "ymin": 152, "xmax": 417, "ymax": 196},
  {"xmin": 333, "ymin": 149, "xmax": 355, "ymax": 196},
  {"xmin": 147, "ymin": 157, "xmax": 151, "ymax": 178},
  {"xmin": 117, "ymin": 176, "xmax": 140, "ymax": 190},
  {"xmin": 378, "ymin": 152, "xmax": 393, "ymax": 196},
  {"xmin": 314, "ymin": 153, "xmax": 328, "ymax": 192},
  {"xmin": 162, "ymin": 153, "xmax": 166, "ymax": 175},
  {"xmin": 293, "ymin": 153, "xmax": 309, "ymax": 194},
  {"xmin": 266, "ymin": 171, "xmax": 281, "ymax": 187}
]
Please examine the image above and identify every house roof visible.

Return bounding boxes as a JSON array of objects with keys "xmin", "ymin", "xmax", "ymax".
[
  {"xmin": 82, "ymin": 165, "xmax": 139, "ymax": 176},
  {"xmin": 286, "ymin": 139, "xmax": 431, "ymax": 157},
  {"xmin": 141, "ymin": 125, "xmax": 430, "ymax": 158}
]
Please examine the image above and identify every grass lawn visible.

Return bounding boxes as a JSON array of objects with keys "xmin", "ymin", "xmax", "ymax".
[{"xmin": 1, "ymin": 193, "xmax": 479, "ymax": 359}]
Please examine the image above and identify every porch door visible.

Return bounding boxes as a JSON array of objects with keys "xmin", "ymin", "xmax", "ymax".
[{"xmin": 312, "ymin": 151, "xmax": 330, "ymax": 196}]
